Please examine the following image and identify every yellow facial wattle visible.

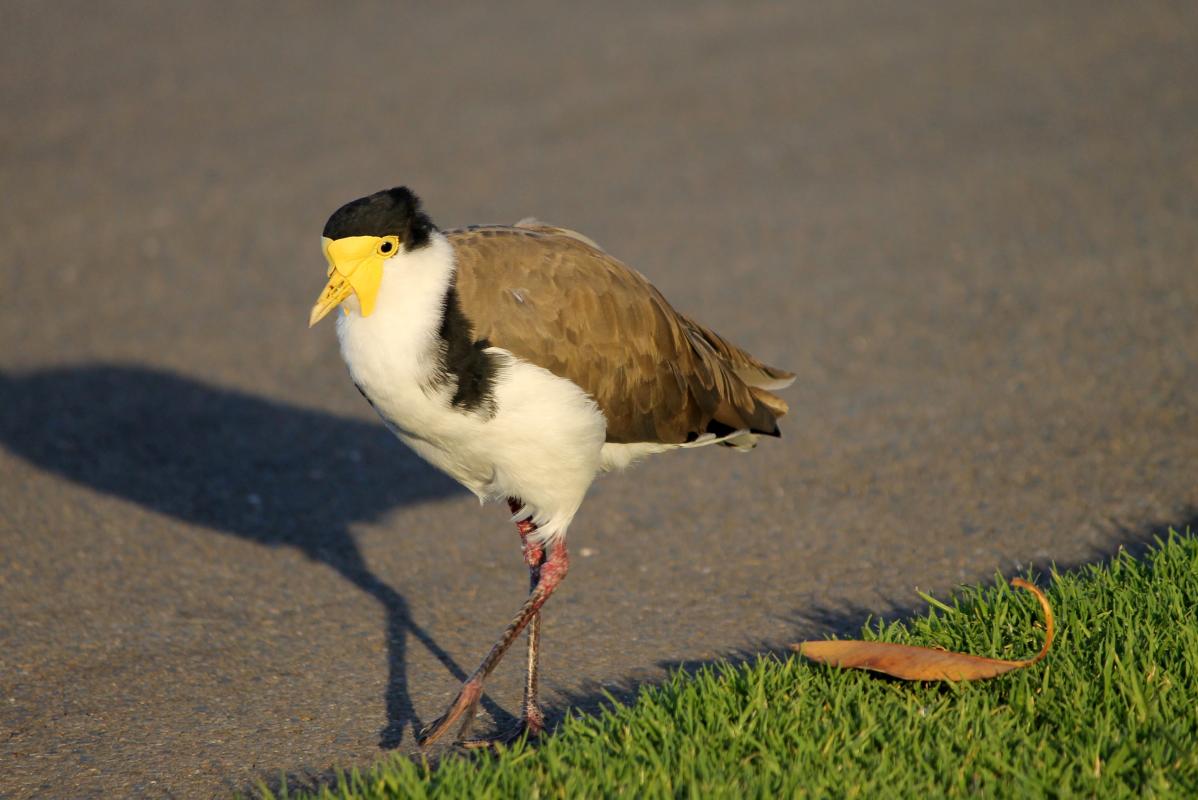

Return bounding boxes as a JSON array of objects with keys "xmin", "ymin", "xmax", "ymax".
[{"xmin": 308, "ymin": 234, "xmax": 399, "ymax": 327}]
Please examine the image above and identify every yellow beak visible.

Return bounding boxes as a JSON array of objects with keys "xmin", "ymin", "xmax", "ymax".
[{"xmin": 308, "ymin": 235, "xmax": 399, "ymax": 327}]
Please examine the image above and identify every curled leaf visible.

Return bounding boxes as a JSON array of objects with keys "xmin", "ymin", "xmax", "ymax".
[{"xmin": 792, "ymin": 578, "xmax": 1054, "ymax": 681}]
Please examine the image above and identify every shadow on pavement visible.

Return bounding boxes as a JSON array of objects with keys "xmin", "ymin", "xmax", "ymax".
[
  {"xmin": 6, "ymin": 365, "xmax": 1194, "ymax": 791},
  {"xmin": 0, "ymin": 363, "xmax": 511, "ymax": 748}
]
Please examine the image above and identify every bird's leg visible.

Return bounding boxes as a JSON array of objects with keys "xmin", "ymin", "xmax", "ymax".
[
  {"xmin": 511, "ymin": 498, "xmax": 547, "ymax": 738},
  {"xmin": 418, "ymin": 533, "xmax": 568, "ymax": 747},
  {"xmin": 518, "ymin": 553, "xmax": 546, "ymax": 737},
  {"xmin": 458, "ymin": 500, "xmax": 547, "ymax": 748}
]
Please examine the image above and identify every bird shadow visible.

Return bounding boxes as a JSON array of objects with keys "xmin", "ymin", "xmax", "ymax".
[{"xmin": 0, "ymin": 363, "xmax": 516, "ymax": 749}]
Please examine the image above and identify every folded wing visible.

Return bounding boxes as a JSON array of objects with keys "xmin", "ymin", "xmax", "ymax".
[{"xmin": 448, "ymin": 225, "xmax": 794, "ymax": 445}]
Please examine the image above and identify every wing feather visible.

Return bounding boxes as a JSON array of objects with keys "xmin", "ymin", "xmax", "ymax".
[{"xmin": 447, "ymin": 226, "xmax": 792, "ymax": 444}]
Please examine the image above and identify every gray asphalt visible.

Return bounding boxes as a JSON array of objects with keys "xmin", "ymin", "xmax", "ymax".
[{"xmin": 2, "ymin": 2, "xmax": 1196, "ymax": 797}]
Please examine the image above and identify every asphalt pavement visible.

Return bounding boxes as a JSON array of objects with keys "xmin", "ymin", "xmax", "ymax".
[{"xmin": 2, "ymin": 2, "xmax": 1196, "ymax": 797}]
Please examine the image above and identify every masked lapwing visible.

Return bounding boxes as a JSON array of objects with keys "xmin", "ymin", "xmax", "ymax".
[{"xmin": 309, "ymin": 187, "xmax": 794, "ymax": 747}]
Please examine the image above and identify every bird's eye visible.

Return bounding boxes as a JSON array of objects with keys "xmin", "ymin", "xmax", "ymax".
[{"xmin": 377, "ymin": 238, "xmax": 397, "ymax": 256}]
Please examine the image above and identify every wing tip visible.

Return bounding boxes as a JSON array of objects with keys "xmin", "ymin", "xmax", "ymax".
[{"xmin": 736, "ymin": 366, "xmax": 796, "ymax": 391}]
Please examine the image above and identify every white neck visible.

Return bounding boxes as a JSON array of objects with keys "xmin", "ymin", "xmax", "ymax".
[{"xmin": 335, "ymin": 231, "xmax": 456, "ymax": 391}]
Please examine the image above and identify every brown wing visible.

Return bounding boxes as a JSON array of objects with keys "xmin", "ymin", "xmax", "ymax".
[{"xmin": 447, "ymin": 225, "xmax": 794, "ymax": 445}]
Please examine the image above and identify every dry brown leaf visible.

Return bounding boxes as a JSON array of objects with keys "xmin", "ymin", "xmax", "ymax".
[{"xmin": 791, "ymin": 578, "xmax": 1054, "ymax": 681}]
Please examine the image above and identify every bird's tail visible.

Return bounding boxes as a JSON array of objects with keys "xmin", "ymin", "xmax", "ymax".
[
  {"xmin": 679, "ymin": 312, "xmax": 795, "ymax": 396},
  {"xmin": 748, "ymin": 385, "xmax": 789, "ymax": 418}
]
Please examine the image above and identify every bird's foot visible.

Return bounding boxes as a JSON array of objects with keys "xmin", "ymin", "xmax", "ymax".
[
  {"xmin": 417, "ymin": 679, "xmax": 484, "ymax": 747},
  {"xmin": 458, "ymin": 713, "xmax": 543, "ymax": 751}
]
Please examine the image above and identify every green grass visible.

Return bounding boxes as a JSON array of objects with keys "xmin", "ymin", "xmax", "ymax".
[{"xmin": 268, "ymin": 531, "xmax": 1198, "ymax": 799}]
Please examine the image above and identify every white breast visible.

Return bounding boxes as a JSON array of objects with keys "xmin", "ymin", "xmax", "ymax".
[{"xmin": 335, "ymin": 233, "xmax": 607, "ymax": 544}]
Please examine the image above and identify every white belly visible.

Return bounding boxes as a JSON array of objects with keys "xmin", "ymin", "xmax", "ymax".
[{"xmin": 341, "ymin": 310, "xmax": 606, "ymax": 542}]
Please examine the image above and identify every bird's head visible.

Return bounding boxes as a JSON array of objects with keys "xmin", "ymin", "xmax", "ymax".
[{"xmin": 309, "ymin": 187, "xmax": 435, "ymax": 327}]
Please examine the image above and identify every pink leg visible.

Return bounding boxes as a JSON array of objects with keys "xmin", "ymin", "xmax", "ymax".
[
  {"xmin": 418, "ymin": 503, "xmax": 567, "ymax": 747},
  {"xmin": 511, "ymin": 500, "xmax": 547, "ymax": 737}
]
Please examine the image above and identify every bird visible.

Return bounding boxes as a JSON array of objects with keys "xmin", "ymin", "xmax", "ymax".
[{"xmin": 309, "ymin": 186, "xmax": 794, "ymax": 748}]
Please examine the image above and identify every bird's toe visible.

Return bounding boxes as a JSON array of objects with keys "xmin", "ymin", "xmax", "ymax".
[
  {"xmin": 458, "ymin": 717, "xmax": 542, "ymax": 751},
  {"xmin": 417, "ymin": 679, "xmax": 484, "ymax": 747}
]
